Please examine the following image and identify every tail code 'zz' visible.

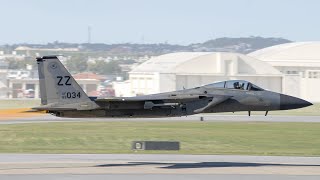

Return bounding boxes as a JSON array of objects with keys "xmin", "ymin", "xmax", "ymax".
[{"xmin": 36, "ymin": 56, "xmax": 92, "ymax": 105}]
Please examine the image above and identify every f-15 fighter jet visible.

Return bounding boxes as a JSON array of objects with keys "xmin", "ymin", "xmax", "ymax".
[{"xmin": 32, "ymin": 55, "xmax": 312, "ymax": 118}]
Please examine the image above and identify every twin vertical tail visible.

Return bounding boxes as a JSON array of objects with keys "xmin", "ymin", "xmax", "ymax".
[{"xmin": 34, "ymin": 56, "xmax": 98, "ymax": 111}]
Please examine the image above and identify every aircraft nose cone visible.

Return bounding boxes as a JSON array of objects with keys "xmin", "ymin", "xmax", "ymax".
[{"xmin": 280, "ymin": 94, "xmax": 313, "ymax": 110}]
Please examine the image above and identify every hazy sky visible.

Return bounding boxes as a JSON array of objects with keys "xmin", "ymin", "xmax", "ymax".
[{"xmin": 1, "ymin": 0, "xmax": 319, "ymax": 45}]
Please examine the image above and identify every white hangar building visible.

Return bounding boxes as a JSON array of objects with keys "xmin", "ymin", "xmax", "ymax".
[
  {"xmin": 126, "ymin": 52, "xmax": 283, "ymax": 96},
  {"xmin": 248, "ymin": 42, "xmax": 320, "ymax": 102}
]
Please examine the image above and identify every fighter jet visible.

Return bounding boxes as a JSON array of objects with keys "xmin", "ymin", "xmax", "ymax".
[{"xmin": 32, "ymin": 55, "xmax": 312, "ymax": 118}]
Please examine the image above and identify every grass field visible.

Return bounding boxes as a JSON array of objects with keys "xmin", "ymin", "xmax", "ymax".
[{"xmin": 0, "ymin": 121, "xmax": 320, "ymax": 156}]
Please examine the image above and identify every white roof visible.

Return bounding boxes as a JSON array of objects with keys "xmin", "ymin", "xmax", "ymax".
[
  {"xmin": 131, "ymin": 52, "xmax": 212, "ymax": 73},
  {"xmin": 131, "ymin": 52, "xmax": 281, "ymax": 75},
  {"xmin": 248, "ymin": 42, "xmax": 320, "ymax": 61}
]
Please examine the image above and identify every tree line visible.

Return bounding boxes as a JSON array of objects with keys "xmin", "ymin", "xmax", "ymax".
[{"xmin": 6, "ymin": 56, "xmax": 122, "ymax": 75}]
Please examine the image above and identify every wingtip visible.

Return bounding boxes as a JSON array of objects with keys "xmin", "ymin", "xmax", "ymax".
[{"xmin": 36, "ymin": 55, "xmax": 64, "ymax": 61}]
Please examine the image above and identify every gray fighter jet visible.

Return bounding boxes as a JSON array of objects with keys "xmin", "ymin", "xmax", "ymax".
[{"xmin": 32, "ymin": 55, "xmax": 312, "ymax": 118}]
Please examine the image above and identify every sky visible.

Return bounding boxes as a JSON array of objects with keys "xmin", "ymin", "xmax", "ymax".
[{"xmin": 0, "ymin": 0, "xmax": 320, "ymax": 45}]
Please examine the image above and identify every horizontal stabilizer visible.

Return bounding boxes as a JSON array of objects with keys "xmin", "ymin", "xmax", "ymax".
[
  {"xmin": 32, "ymin": 106, "xmax": 77, "ymax": 111},
  {"xmin": 23, "ymin": 109, "xmax": 46, "ymax": 113}
]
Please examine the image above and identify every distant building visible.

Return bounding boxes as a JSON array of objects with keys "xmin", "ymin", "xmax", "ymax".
[
  {"xmin": 112, "ymin": 80, "xmax": 131, "ymax": 97},
  {"xmin": 73, "ymin": 72, "xmax": 103, "ymax": 96},
  {"xmin": 73, "ymin": 72, "xmax": 105, "ymax": 81},
  {"xmin": 7, "ymin": 78, "xmax": 39, "ymax": 98},
  {"xmin": 15, "ymin": 46, "xmax": 79, "ymax": 52},
  {"xmin": 248, "ymin": 42, "xmax": 320, "ymax": 102},
  {"xmin": 0, "ymin": 60, "xmax": 8, "ymax": 98},
  {"xmin": 0, "ymin": 53, "xmax": 25, "ymax": 61},
  {"xmin": 7, "ymin": 70, "xmax": 38, "ymax": 79}
]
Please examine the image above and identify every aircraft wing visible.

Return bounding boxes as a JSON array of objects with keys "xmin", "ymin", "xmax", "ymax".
[
  {"xmin": 95, "ymin": 94, "xmax": 232, "ymax": 111},
  {"xmin": 95, "ymin": 94, "xmax": 214, "ymax": 102}
]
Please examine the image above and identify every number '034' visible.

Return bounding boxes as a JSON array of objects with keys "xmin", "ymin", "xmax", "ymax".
[{"xmin": 66, "ymin": 92, "xmax": 81, "ymax": 98}]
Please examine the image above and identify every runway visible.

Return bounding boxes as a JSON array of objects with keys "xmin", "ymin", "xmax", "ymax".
[
  {"xmin": 0, "ymin": 114, "xmax": 320, "ymax": 124},
  {"xmin": 0, "ymin": 154, "xmax": 320, "ymax": 179}
]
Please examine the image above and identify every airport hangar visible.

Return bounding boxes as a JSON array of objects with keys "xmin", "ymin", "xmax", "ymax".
[
  {"xmin": 248, "ymin": 42, "xmax": 320, "ymax": 102},
  {"xmin": 114, "ymin": 52, "xmax": 283, "ymax": 97}
]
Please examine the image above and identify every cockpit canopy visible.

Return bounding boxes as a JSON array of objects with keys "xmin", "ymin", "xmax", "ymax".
[{"xmin": 205, "ymin": 80, "xmax": 264, "ymax": 91}]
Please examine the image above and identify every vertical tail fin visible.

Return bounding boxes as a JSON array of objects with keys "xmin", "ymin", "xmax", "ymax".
[{"xmin": 36, "ymin": 56, "xmax": 97, "ymax": 109}]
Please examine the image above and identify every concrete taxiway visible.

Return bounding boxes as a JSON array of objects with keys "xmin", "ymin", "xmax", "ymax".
[
  {"xmin": 0, "ymin": 154, "xmax": 320, "ymax": 179},
  {"xmin": 0, "ymin": 114, "xmax": 320, "ymax": 124}
]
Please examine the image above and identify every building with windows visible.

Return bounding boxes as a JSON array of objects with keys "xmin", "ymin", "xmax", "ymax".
[{"xmin": 248, "ymin": 42, "xmax": 320, "ymax": 102}]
